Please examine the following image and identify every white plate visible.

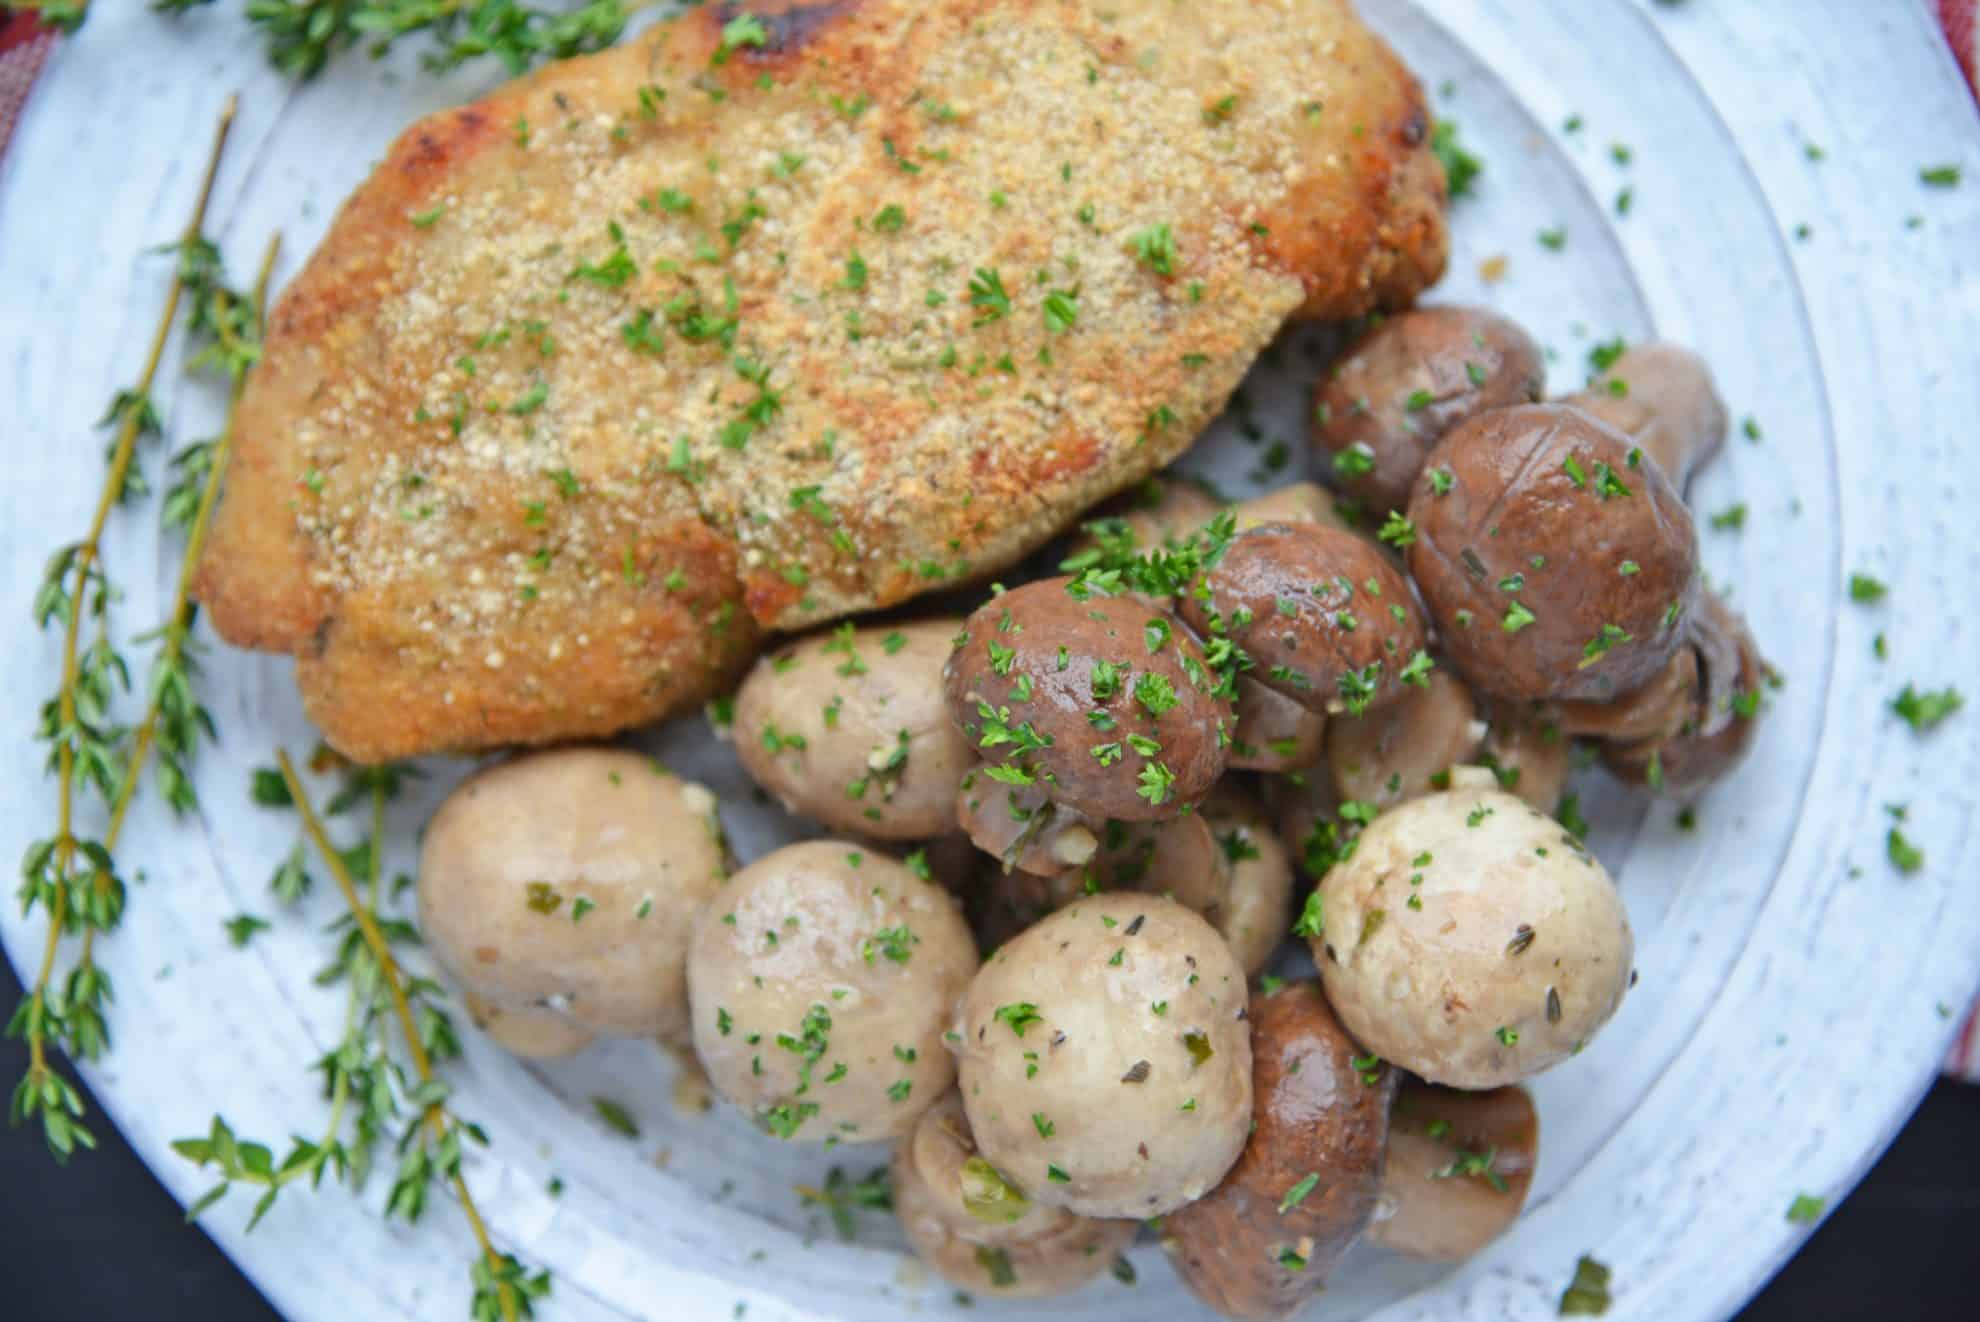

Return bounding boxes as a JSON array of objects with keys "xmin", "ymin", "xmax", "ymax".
[{"xmin": 4, "ymin": 2, "xmax": 1978, "ymax": 1319}]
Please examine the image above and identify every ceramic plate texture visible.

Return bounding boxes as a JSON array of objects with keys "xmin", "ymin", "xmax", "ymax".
[{"xmin": 3, "ymin": 2, "xmax": 1977, "ymax": 1319}]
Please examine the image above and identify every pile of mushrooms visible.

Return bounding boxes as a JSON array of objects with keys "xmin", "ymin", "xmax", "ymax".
[{"xmin": 409, "ymin": 304, "xmax": 1772, "ymax": 1317}]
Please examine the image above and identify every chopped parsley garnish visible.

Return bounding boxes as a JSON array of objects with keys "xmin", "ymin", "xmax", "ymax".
[
  {"xmin": 1277, "ymin": 1172, "xmax": 1320, "ymax": 1214},
  {"xmin": 592, "ymin": 1097, "xmax": 640, "ymax": 1138},
  {"xmin": 862, "ymin": 925, "xmax": 916, "ymax": 965},
  {"xmin": 1887, "ymin": 826, "xmax": 1925, "ymax": 874},
  {"xmin": 1892, "ymin": 684, "xmax": 1962, "ymax": 733},
  {"xmin": 1291, "ymin": 890, "xmax": 1324, "ymax": 938},
  {"xmin": 1431, "ymin": 118, "xmax": 1481, "ymax": 199},
  {"xmin": 993, "ymin": 1002, "xmax": 1043, "ymax": 1038},
  {"xmin": 1558, "ymin": 1255, "xmax": 1613, "ymax": 1316}
]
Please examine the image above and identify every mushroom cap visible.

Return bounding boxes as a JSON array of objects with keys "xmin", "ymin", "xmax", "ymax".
[
  {"xmin": 954, "ymin": 893, "xmax": 1252, "ymax": 1218},
  {"xmin": 734, "ymin": 618, "xmax": 973, "ymax": 840},
  {"xmin": 1162, "ymin": 981, "xmax": 1395, "ymax": 1320},
  {"xmin": 1371, "ymin": 1080, "xmax": 1540, "ymax": 1261},
  {"xmin": 1406, "ymin": 403, "xmax": 1701, "ymax": 703},
  {"xmin": 1314, "ymin": 788, "xmax": 1634, "ymax": 1088},
  {"xmin": 1180, "ymin": 522, "xmax": 1430, "ymax": 717},
  {"xmin": 892, "ymin": 1092, "xmax": 1137, "ymax": 1299},
  {"xmin": 1314, "ymin": 305, "xmax": 1546, "ymax": 518},
  {"xmin": 947, "ymin": 578, "xmax": 1231, "ymax": 822},
  {"xmin": 686, "ymin": 841, "xmax": 978, "ymax": 1143},
  {"xmin": 416, "ymin": 747, "xmax": 728, "ymax": 1048}
]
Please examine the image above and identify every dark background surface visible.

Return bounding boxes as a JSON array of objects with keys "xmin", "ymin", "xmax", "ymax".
[{"xmin": 3, "ymin": 951, "xmax": 1974, "ymax": 1321}]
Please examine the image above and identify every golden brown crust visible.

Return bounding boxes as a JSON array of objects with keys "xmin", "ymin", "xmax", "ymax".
[{"xmin": 197, "ymin": 0, "xmax": 1445, "ymax": 761}]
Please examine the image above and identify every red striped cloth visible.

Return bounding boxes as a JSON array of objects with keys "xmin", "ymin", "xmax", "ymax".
[{"xmin": 0, "ymin": 4, "xmax": 1975, "ymax": 1076}]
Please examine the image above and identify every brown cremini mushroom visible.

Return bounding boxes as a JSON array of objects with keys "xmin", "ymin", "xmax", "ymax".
[
  {"xmin": 1161, "ymin": 981, "xmax": 1395, "ymax": 1319},
  {"xmin": 1370, "ymin": 1080, "xmax": 1539, "ymax": 1261},
  {"xmin": 1406, "ymin": 402, "xmax": 1701, "ymax": 703},
  {"xmin": 947, "ymin": 578, "xmax": 1232, "ymax": 823},
  {"xmin": 1314, "ymin": 306, "xmax": 1545, "ymax": 519},
  {"xmin": 1180, "ymin": 522, "xmax": 1431, "ymax": 717}
]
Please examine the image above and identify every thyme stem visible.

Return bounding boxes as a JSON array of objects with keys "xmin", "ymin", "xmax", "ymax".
[
  {"xmin": 21, "ymin": 94, "xmax": 237, "ymax": 1118},
  {"xmin": 276, "ymin": 751, "xmax": 520, "ymax": 1322},
  {"xmin": 83, "ymin": 234, "xmax": 280, "ymax": 973}
]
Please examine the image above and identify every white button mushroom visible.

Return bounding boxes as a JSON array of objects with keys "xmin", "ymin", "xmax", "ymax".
[
  {"xmin": 1310, "ymin": 786, "xmax": 1634, "ymax": 1088},
  {"xmin": 416, "ymin": 748, "xmax": 730, "ymax": 1052},
  {"xmin": 733, "ymin": 619, "xmax": 974, "ymax": 840},
  {"xmin": 686, "ymin": 841, "xmax": 978, "ymax": 1144},
  {"xmin": 953, "ymin": 894, "xmax": 1252, "ymax": 1218}
]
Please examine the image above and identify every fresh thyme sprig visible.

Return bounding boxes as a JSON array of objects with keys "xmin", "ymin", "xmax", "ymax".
[
  {"xmin": 9, "ymin": 99, "xmax": 243, "ymax": 1163},
  {"xmin": 151, "ymin": 0, "xmax": 657, "ymax": 81},
  {"xmin": 181, "ymin": 758, "xmax": 448, "ymax": 1217},
  {"xmin": 175, "ymin": 753, "xmax": 547, "ymax": 1322}
]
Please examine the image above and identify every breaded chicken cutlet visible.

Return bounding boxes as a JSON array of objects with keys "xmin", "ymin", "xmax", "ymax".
[{"xmin": 195, "ymin": 0, "xmax": 1448, "ymax": 763}]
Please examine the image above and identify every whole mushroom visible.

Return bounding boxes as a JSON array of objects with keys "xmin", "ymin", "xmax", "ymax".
[
  {"xmin": 893, "ymin": 1092, "xmax": 1137, "ymax": 1299},
  {"xmin": 1406, "ymin": 402, "xmax": 1702, "ymax": 703},
  {"xmin": 953, "ymin": 893, "xmax": 1252, "ymax": 1218},
  {"xmin": 417, "ymin": 748, "xmax": 729, "ymax": 1051},
  {"xmin": 1311, "ymin": 779, "xmax": 1635, "ymax": 1089},
  {"xmin": 947, "ymin": 578, "xmax": 1233, "ymax": 826},
  {"xmin": 1162, "ymin": 981, "xmax": 1395, "ymax": 1320},
  {"xmin": 1370, "ymin": 1080, "xmax": 1540, "ymax": 1262},
  {"xmin": 1180, "ymin": 522, "xmax": 1431, "ymax": 717},
  {"xmin": 1561, "ymin": 342, "xmax": 1728, "ymax": 494},
  {"xmin": 734, "ymin": 619, "xmax": 973, "ymax": 840},
  {"xmin": 687, "ymin": 841, "xmax": 977, "ymax": 1143},
  {"xmin": 1313, "ymin": 306, "xmax": 1545, "ymax": 519}
]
